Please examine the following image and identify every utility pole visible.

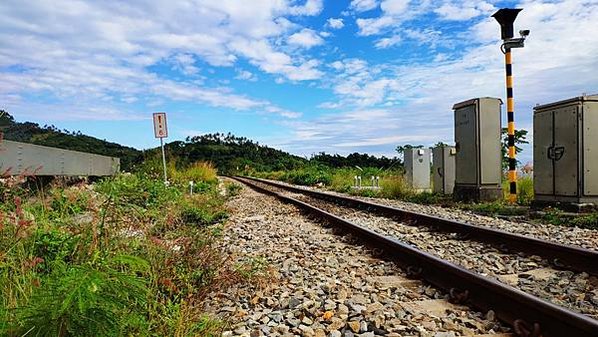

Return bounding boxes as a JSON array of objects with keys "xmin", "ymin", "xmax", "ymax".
[{"xmin": 492, "ymin": 8, "xmax": 529, "ymax": 203}]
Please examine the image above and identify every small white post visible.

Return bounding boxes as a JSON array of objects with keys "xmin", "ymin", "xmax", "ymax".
[{"xmin": 189, "ymin": 181, "xmax": 194, "ymax": 194}]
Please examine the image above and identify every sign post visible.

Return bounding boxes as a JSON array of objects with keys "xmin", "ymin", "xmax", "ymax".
[{"xmin": 153, "ymin": 112, "xmax": 168, "ymax": 184}]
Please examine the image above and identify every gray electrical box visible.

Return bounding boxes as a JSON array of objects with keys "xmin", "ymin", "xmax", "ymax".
[
  {"xmin": 404, "ymin": 148, "xmax": 431, "ymax": 192},
  {"xmin": 533, "ymin": 95, "xmax": 598, "ymax": 211},
  {"xmin": 453, "ymin": 97, "xmax": 503, "ymax": 202},
  {"xmin": 432, "ymin": 146, "xmax": 456, "ymax": 194}
]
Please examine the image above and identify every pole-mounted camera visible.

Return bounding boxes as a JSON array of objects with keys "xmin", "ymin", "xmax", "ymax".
[{"xmin": 492, "ymin": 8, "xmax": 530, "ymax": 52}]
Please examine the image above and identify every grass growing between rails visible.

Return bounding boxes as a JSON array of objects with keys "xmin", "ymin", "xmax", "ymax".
[{"xmin": 0, "ymin": 164, "xmax": 258, "ymax": 336}]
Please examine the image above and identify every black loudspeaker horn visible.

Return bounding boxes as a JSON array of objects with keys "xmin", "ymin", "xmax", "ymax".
[{"xmin": 492, "ymin": 8, "xmax": 522, "ymax": 40}]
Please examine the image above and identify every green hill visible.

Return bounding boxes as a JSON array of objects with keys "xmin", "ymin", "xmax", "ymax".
[{"xmin": 156, "ymin": 133, "xmax": 307, "ymax": 174}]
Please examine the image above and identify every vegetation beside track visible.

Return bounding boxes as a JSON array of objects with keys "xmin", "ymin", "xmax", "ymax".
[
  {"xmin": 250, "ymin": 165, "xmax": 532, "ymax": 204},
  {"xmin": 0, "ymin": 162, "xmax": 257, "ymax": 336},
  {"xmin": 250, "ymin": 167, "xmax": 596, "ymax": 229}
]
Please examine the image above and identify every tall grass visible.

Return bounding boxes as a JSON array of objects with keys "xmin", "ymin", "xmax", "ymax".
[
  {"xmin": 379, "ymin": 175, "xmax": 411, "ymax": 199},
  {"xmin": 502, "ymin": 175, "xmax": 534, "ymax": 205},
  {"xmin": 0, "ymin": 167, "xmax": 254, "ymax": 336},
  {"xmin": 174, "ymin": 161, "xmax": 218, "ymax": 184}
]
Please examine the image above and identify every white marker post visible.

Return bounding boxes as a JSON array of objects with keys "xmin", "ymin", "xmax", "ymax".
[{"xmin": 153, "ymin": 112, "xmax": 168, "ymax": 184}]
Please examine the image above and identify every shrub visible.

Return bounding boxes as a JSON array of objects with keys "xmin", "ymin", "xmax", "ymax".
[
  {"xmin": 502, "ymin": 175, "xmax": 534, "ymax": 205},
  {"xmin": 17, "ymin": 257, "xmax": 149, "ymax": 337},
  {"xmin": 177, "ymin": 162, "xmax": 218, "ymax": 184},
  {"xmin": 180, "ymin": 205, "xmax": 227, "ymax": 227},
  {"xmin": 516, "ymin": 176, "xmax": 534, "ymax": 205},
  {"xmin": 49, "ymin": 188, "xmax": 89, "ymax": 218},
  {"xmin": 379, "ymin": 175, "xmax": 411, "ymax": 199},
  {"xmin": 32, "ymin": 229, "xmax": 78, "ymax": 274},
  {"xmin": 225, "ymin": 182, "xmax": 242, "ymax": 197},
  {"xmin": 570, "ymin": 213, "xmax": 598, "ymax": 229},
  {"xmin": 96, "ymin": 174, "xmax": 181, "ymax": 209},
  {"xmin": 280, "ymin": 166, "xmax": 332, "ymax": 186},
  {"xmin": 330, "ymin": 169, "xmax": 357, "ymax": 193}
]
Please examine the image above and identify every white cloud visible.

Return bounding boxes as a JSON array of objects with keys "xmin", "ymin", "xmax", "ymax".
[
  {"xmin": 350, "ymin": 0, "xmax": 380, "ymax": 12},
  {"xmin": 276, "ymin": 107, "xmax": 444, "ymax": 156},
  {"xmin": 235, "ymin": 69, "xmax": 258, "ymax": 81},
  {"xmin": 380, "ymin": 0, "xmax": 410, "ymax": 15},
  {"xmin": 289, "ymin": 0, "xmax": 324, "ymax": 16},
  {"xmin": 0, "ymin": 0, "xmax": 325, "ymax": 122},
  {"xmin": 172, "ymin": 54, "xmax": 200, "ymax": 75},
  {"xmin": 374, "ymin": 35, "xmax": 402, "ymax": 48},
  {"xmin": 287, "ymin": 28, "xmax": 325, "ymax": 48},
  {"xmin": 355, "ymin": 0, "xmax": 417, "ymax": 36},
  {"xmin": 403, "ymin": 28, "xmax": 442, "ymax": 45},
  {"xmin": 327, "ymin": 18, "xmax": 345, "ymax": 29},
  {"xmin": 231, "ymin": 38, "xmax": 323, "ymax": 80},
  {"xmin": 356, "ymin": 16, "xmax": 396, "ymax": 36},
  {"xmin": 434, "ymin": 1, "xmax": 495, "ymax": 21},
  {"xmin": 317, "ymin": 101, "xmax": 341, "ymax": 109}
]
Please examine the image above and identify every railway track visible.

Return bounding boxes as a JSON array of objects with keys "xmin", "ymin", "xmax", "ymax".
[{"xmin": 233, "ymin": 176, "xmax": 598, "ymax": 337}]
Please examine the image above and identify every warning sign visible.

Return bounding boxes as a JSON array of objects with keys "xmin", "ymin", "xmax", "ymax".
[{"xmin": 153, "ymin": 112, "xmax": 168, "ymax": 138}]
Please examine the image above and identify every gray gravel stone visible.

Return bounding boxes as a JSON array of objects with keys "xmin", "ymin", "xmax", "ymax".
[{"xmin": 203, "ymin": 180, "xmax": 512, "ymax": 335}]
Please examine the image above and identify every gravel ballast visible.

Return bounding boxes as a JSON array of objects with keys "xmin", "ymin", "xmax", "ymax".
[
  {"xmin": 246, "ymin": 180, "xmax": 598, "ymax": 320},
  {"xmin": 204, "ymin": 181, "xmax": 511, "ymax": 336},
  {"xmin": 265, "ymin": 179, "xmax": 598, "ymax": 251}
]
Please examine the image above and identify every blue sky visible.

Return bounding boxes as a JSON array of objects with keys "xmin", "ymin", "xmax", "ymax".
[{"xmin": 2, "ymin": 0, "xmax": 598, "ymax": 164}]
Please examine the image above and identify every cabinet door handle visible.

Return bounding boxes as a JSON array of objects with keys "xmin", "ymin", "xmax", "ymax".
[{"xmin": 547, "ymin": 146, "xmax": 565, "ymax": 161}]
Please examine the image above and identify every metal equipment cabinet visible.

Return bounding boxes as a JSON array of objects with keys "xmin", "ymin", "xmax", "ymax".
[
  {"xmin": 453, "ymin": 97, "xmax": 503, "ymax": 202},
  {"xmin": 432, "ymin": 146, "xmax": 456, "ymax": 194},
  {"xmin": 533, "ymin": 95, "xmax": 598, "ymax": 210},
  {"xmin": 404, "ymin": 148, "xmax": 431, "ymax": 192}
]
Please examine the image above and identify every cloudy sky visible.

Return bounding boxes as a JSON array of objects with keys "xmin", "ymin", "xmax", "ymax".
[{"xmin": 2, "ymin": 0, "xmax": 597, "ymax": 163}]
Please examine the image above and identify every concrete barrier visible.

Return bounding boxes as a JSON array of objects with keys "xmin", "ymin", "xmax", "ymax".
[{"xmin": 0, "ymin": 140, "xmax": 120, "ymax": 176}]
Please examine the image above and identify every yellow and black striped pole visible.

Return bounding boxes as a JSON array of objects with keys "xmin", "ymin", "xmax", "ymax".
[
  {"xmin": 493, "ymin": 7, "xmax": 527, "ymax": 204},
  {"xmin": 505, "ymin": 48, "xmax": 517, "ymax": 203}
]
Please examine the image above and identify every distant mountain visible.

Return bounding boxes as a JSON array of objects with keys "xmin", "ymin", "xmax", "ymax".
[{"xmin": 0, "ymin": 110, "xmax": 142, "ymax": 171}]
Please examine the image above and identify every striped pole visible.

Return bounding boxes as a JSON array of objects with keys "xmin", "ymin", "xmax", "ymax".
[{"xmin": 504, "ymin": 48, "xmax": 517, "ymax": 203}]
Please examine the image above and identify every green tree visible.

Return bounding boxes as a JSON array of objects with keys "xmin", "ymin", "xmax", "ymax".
[
  {"xmin": 0, "ymin": 110, "xmax": 14, "ymax": 126},
  {"xmin": 395, "ymin": 144, "xmax": 424, "ymax": 157},
  {"xmin": 501, "ymin": 128, "xmax": 529, "ymax": 171}
]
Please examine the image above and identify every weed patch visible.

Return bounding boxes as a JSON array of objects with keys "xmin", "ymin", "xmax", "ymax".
[{"xmin": 0, "ymin": 169, "xmax": 249, "ymax": 336}]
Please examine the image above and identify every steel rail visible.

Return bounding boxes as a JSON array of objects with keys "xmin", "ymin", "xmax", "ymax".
[
  {"xmin": 240, "ymin": 176, "xmax": 598, "ymax": 274},
  {"xmin": 234, "ymin": 176, "xmax": 598, "ymax": 337}
]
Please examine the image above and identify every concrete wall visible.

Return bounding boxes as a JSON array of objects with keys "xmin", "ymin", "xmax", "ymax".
[{"xmin": 0, "ymin": 140, "xmax": 120, "ymax": 176}]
